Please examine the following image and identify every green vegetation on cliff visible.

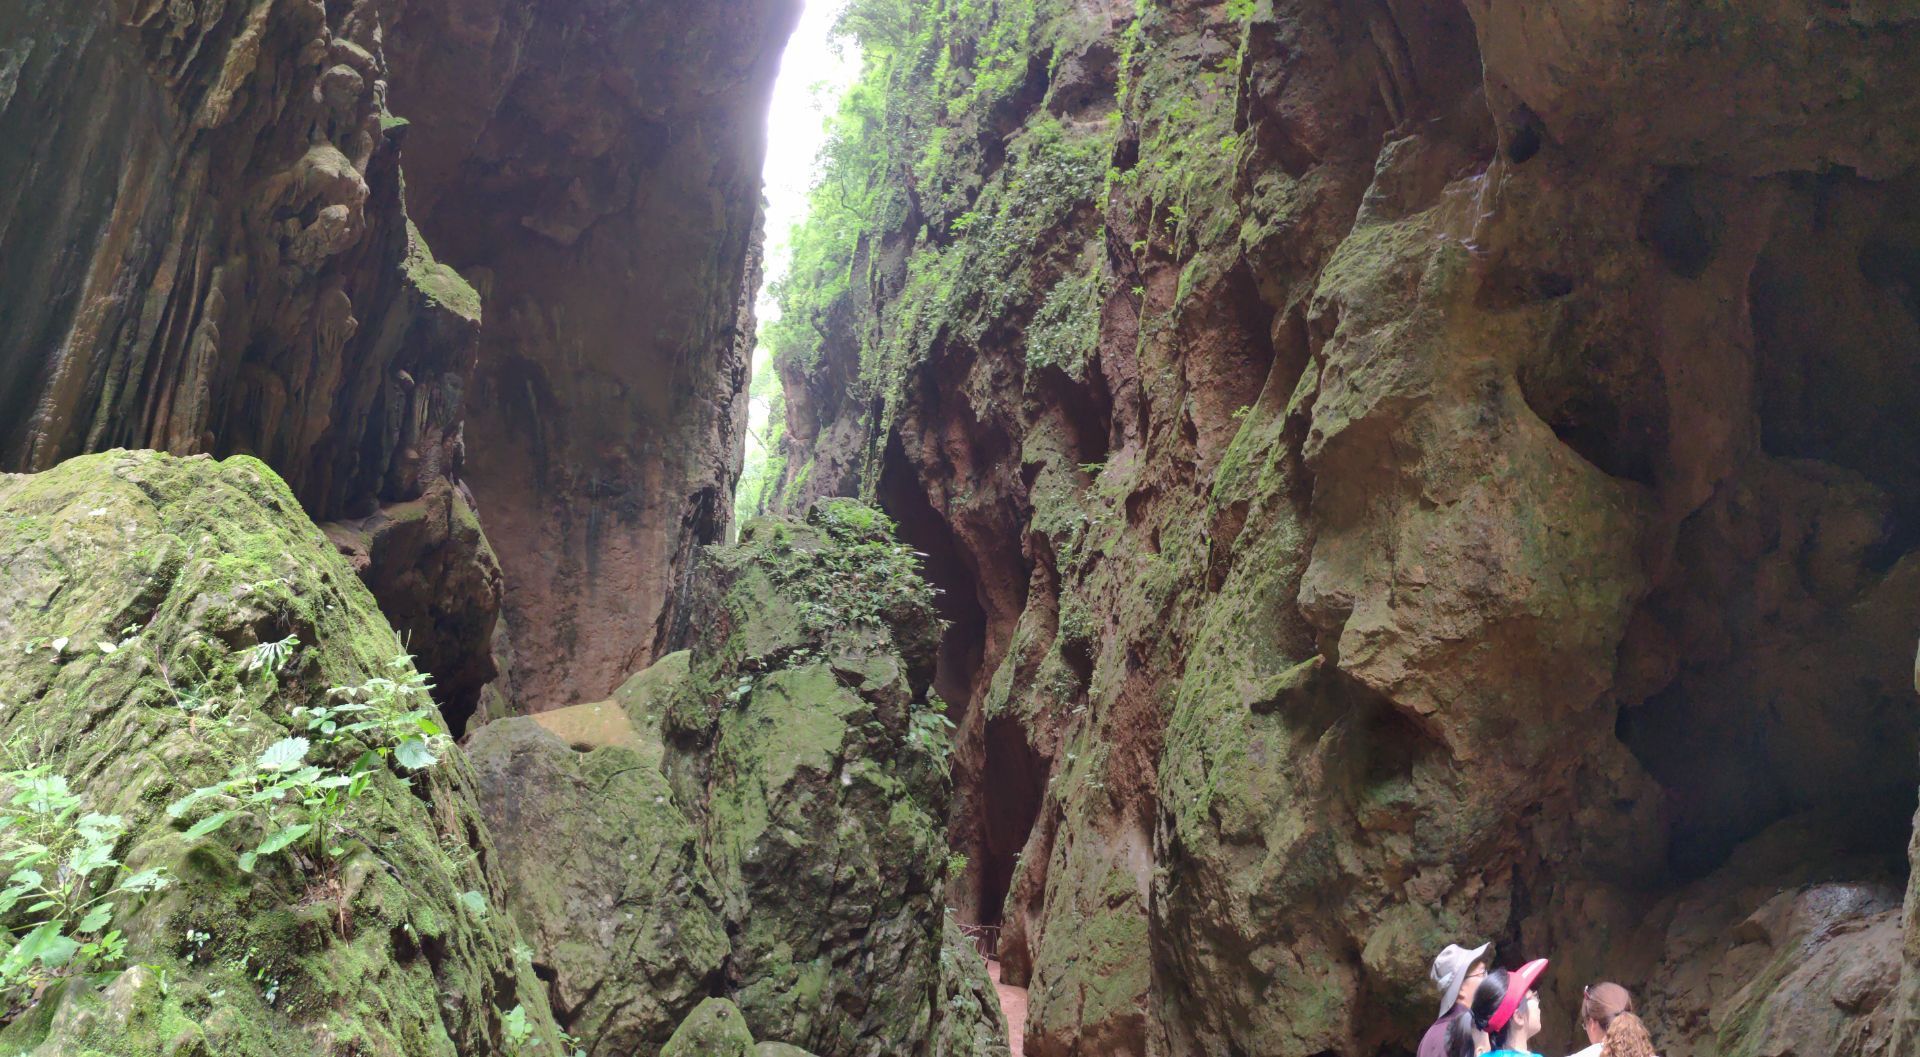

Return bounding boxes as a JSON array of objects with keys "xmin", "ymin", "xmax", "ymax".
[{"xmin": 760, "ymin": 0, "xmax": 1119, "ymax": 507}]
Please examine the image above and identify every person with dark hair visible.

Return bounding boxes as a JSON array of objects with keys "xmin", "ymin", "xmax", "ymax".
[
  {"xmin": 1419, "ymin": 942, "xmax": 1491, "ymax": 1057},
  {"xmin": 1441, "ymin": 1004, "xmax": 1483, "ymax": 1057},
  {"xmin": 1571, "ymin": 983, "xmax": 1629, "ymax": 1057},
  {"xmin": 1470, "ymin": 958, "xmax": 1549, "ymax": 1057}
]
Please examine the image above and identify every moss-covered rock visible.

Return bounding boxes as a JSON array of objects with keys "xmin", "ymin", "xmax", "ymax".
[
  {"xmin": 662, "ymin": 500, "xmax": 987, "ymax": 1057},
  {"xmin": 465, "ymin": 703, "xmax": 727, "ymax": 1054},
  {"xmin": 0, "ymin": 450, "xmax": 559, "ymax": 1054},
  {"xmin": 933, "ymin": 919, "xmax": 1013, "ymax": 1057},
  {"xmin": 662, "ymin": 997, "xmax": 756, "ymax": 1057}
]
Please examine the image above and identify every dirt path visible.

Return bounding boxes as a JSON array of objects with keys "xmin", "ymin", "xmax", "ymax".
[{"xmin": 988, "ymin": 959, "xmax": 1027, "ymax": 1057}]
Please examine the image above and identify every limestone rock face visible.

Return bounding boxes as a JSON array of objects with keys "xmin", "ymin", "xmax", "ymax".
[
  {"xmin": 760, "ymin": 2, "xmax": 1920, "ymax": 1055},
  {"xmin": 0, "ymin": 0, "xmax": 502, "ymax": 726},
  {"xmin": 465, "ymin": 706, "xmax": 727, "ymax": 1054},
  {"xmin": 663, "ymin": 998, "xmax": 757, "ymax": 1057},
  {"xmin": 467, "ymin": 503, "xmax": 1009, "ymax": 1057},
  {"xmin": 385, "ymin": 0, "xmax": 801, "ymax": 710},
  {"xmin": 664, "ymin": 501, "xmax": 957, "ymax": 1056},
  {"xmin": 934, "ymin": 919, "xmax": 1015, "ymax": 1057},
  {"xmin": 0, "ymin": 450, "xmax": 558, "ymax": 1055}
]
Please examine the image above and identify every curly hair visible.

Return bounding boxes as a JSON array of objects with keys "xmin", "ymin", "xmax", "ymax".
[{"xmin": 1601, "ymin": 1011, "xmax": 1658, "ymax": 1057}]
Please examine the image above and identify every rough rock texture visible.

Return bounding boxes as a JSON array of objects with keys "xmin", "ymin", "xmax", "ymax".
[
  {"xmin": 465, "ymin": 702, "xmax": 727, "ymax": 1054},
  {"xmin": 662, "ymin": 500, "xmax": 1000, "ymax": 1057},
  {"xmin": 384, "ymin": 0, "xmax": 800, "ymax": 710},
  {"xmin": 762, "ymin": 2, "xmax": 1920, "ymax": 1055},
  {"xmin": 0, "ymin": 450, "xmax": 559, "ymax": 1054},
  {"xmin": 465, "ymin": 503, "xmax": 1009, "ymax": 1057},
  {"xmin": 0, "ymin": 0, "xmax": 504, "ymax": 726},
  {"xmin": 663, "ymin": 998, "xmax": 757, "ymax": 1057},
  {"xmin": 934, "ymin": 919, "xmax": 1016, "ymax": 1057}
]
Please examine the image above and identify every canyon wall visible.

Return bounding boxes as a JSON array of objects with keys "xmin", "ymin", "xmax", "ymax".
[
  {"xmin": 0, "ymin": 0, "xmax": 794, "ymax": 723},
  {"xmin": 385, "ymin": 0, "xmax": 798, "ymax": 711},
  {"xmin": 0, "ymin": 0, "xmax": 506, "ymax": 722},
  {"xmin": 762, "ymin": 2, "xmax": 1920, "ymax": 1054}
]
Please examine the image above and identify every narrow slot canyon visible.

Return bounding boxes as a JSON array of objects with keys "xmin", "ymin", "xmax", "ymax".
[{"xmin": 6, "ymin": 1, "xmax": 1920, "ymax": 1056}]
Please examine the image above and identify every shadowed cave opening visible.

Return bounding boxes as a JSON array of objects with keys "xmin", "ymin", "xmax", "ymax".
[
  {"xmin": 1614, "ymin": 169, "xmax": 1920, "ymax": 883},
  {"xmin": 875, "ymin": 432, "xmax": 1046, "ymax": 935}
]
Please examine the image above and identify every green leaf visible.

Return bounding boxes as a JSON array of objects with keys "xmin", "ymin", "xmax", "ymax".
[
  {"xmin": 457, "ymin": 890, "xmax": 490, "ymax": 919},
  {"xmin": 236, "ymin": 851, "xmax": 258, "ymax": 874},
  {"xmin": 392, "ymin": 738, "xmax": 437, "ymax": 771},
  {"xmin": 77, "ymin": 902, "xmax": 113, "ymax": 933},
  {"xmin": 7, "ymin": 868, "xmax": 43, "ymax": 888},
  {"xmin": 67, "ymin": 840, "xmax": 118, "ymax": 877},
  {"xmin": 184, "ymin": 810, "xmax": 239, "ymax": 840},
  {"xmin": 76, "ymin": 812, "xmax": 124, "ymax": 843},
  {"xmin": 254, "ymin": 825, "xmax": 311, "ymax": 858},
  {"xmin": 11, "ymin": 922, "xmax": 79, "ymax": 969},
  {"xmin": 167, "ymin": 785, "xmax": 220, "ymax": 819},
  {"xmin": 257, "ymin": 737, "xmax": 310, "ymax": 772},
  {"xmin": 119, "ymin": 868, "xmax": 169, "ymax": 892}
]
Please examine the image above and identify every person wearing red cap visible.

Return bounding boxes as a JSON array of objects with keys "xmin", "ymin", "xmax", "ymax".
[{"xmin": 1466, "ymin": 958, "xmax": 1550, "ymax": 1057}]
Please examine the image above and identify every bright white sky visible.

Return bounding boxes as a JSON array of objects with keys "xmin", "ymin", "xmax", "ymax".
[
  {"xmin": 761, "ymin": 0, "xmax": 860, "ymax": 321},
  {"xmin": 743, "ymin": 0, "xmax": 861, "ymax": 469}
]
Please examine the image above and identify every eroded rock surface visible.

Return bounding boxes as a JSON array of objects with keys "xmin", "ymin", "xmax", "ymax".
[
  {"xmin": 386, "ymin": 0, "xmax": 800, "ymax": 709},
  {"xmin": 0, "ymin": 450, "xmax": 558, "ymax": 1055},
  {"xmin": 466, "ymin": 703, "xmax": 727, "ymax": 1054},
  {"xmin": 760, "ymin": 2, "xmax": 1920, "ymax": 1054},
  {"xmin": 0, "ymin": 0, "xmax": 503, "ymax": 725},
  {"xmin": 468, "ymin": 502, "xmax": 1009, "ymax": 1057}
]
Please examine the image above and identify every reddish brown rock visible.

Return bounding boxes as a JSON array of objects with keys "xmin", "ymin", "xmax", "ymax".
[
  {"xmin": 764, "ymin": 1, "xmax": 1920, "ymax": 1054},
  {"xmin": 385, "ymin": 0, "xmax": 799, "ymax": 710}
]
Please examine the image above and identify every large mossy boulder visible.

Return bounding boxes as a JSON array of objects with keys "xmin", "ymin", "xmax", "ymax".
[
  {"xmin": 659, "ymin": 500, "xmax": 995, "ymax": 1057},
  {"xmin": 465, "ymin": 667, "xmax": 728, "ymax": 1054},
  {"xmin": 661, "ymin": 997, "xmax": 757, "ymax": 1057},
  {"xmin": 0, "ymin": 451, "xmax": 559, "ymax": 1055}
]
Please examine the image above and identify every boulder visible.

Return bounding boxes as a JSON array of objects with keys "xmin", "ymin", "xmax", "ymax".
[
  {"xmin": 663, "ymin": 998, "xmax": 757, "ymax": 1057},
  {"xmin": 465, "ymin": 695, "xmax": 727, "ymax": 1053},
  {"xmin": 0, "ymin": 450, "xmax": 558, "ymax": 1055},
  {"xmin": 665, "ymin": 500, "xmax": 957, "ymax": 1055}
]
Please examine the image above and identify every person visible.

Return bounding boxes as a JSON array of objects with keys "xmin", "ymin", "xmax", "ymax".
[
  {"xmin": 1570, "ymin": 983, "xmax": 1628, "ymax": 1057},
  {"xmin": 1469, "ymin": 957, "xmax": 1549, "ymax": 1057},
  {"xmin": 1418, "ymin": 942, "xmax": 1491, "ymax": 1057}
]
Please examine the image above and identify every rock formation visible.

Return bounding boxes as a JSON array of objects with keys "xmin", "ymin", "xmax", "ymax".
[
  {"xmin": 760, "ymin": 2, "xmax": 1920, "ymax": 1054},
  {"xmin": 0, "ymin": 450, "xmax": 559, "ymax": 1055},
  {"xmin": 384, "ymin": 0, "xmax": 800, "ymax": 710},
  {"xmin": 466, "ymin": 501, "xmax": 1011, "ymax": 1057},
  {"xmin": 0, "ymin": 0, "xmax": 502, "ymax": 726},
  {"xmin": 0, "ymin": 0, "xmax": 798, "ymax": 726}
]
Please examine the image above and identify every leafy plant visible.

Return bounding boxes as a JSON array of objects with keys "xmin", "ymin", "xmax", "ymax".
[
  {"xmin": 301, "ymin": 654, "xmax": 445, "ymax": 771},
  {"xmin": 166, "ymin": 737, "xmax": 360, "ymax": 872},
  {"xmin": 0, "ymin": 768, "xmax": 170, "ymax": 1005},
  {"xmin": 907, "ymin": 700, "xmax": 956, "ymax": 764},
  {"xmin": 168, "ymin": 650, "xmax": 450, "ymax": 875}
]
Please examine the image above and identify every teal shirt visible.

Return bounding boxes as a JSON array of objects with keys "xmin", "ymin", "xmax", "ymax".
[{"xmin": 1486, "ymin": 1051, "xmax": 1542, "ymax": 1057}]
